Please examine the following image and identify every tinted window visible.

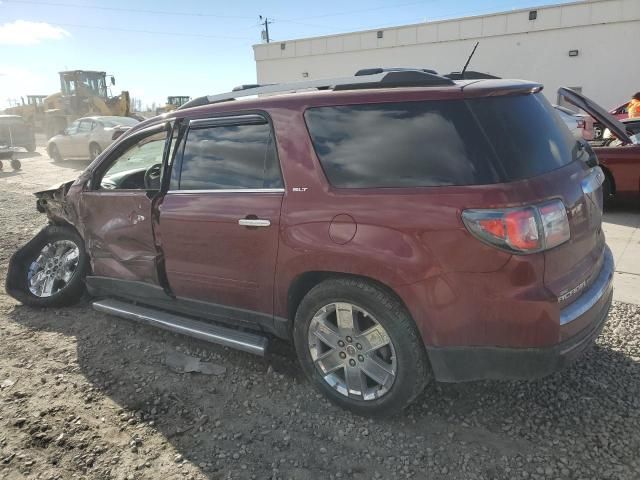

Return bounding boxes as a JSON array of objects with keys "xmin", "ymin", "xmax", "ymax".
[
  {"xmin": 179, "ymin": 122, "xmax": 282, "ymax": 190},
  {"xmin": 468, "ymin": 93, "xmax": 577, "ymax": 180},
  {"xmin": 304, "ymin": 101, "xmax": 498, "ymax": 188}
]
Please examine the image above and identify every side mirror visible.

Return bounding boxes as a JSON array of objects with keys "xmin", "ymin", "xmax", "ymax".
[{"xmin": 59, "ymin": 129, "xmax": 67, "ymax": 136}]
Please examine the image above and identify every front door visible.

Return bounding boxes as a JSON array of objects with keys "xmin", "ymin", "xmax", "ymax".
[
  {"xmin": 158, "ymin": 114, "xmax": 284, "ymax": 318},
  {"xmin": 56, "ymin": 119, "xmax": 79, "ymax": 158},
  {"xmin": 79, "ymin": 123, "xmax": 170, "ymax": 283}
]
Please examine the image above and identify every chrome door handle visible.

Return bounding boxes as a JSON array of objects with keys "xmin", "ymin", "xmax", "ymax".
[{"xmin": 238, "ymin": 218, "xmax": 271, "ymax": 227}]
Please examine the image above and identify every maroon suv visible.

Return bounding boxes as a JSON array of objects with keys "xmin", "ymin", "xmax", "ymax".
[{"xmin": 6, "ymin": 69, "xmax": 614, "ymax": 416}]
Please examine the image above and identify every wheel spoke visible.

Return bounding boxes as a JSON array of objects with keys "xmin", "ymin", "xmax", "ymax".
[
  {"xmin": 60, "ymin": 248, "xmax": 79, "ymax": 268},
  {"xmin": 345, "ymin": 366, "xmax": 366, "ymax": 397},
  {"xmin": 312, "ymin": 316, "xmax": 341, "ymax": 350},
  {"xmin": 335, "ymin": 303, "xmax": 356, "ymax": 333},
  {"xmin": 315, "ymin": 350, "xmax": 345, "ymax": 375},
  {"xmin": 41, "ymin": 275, "xmax": 56, "ymax": 296},
  {"xmin": 356, "ymin": 324, "xmax": 391, "ymax": 353},
  {"xmin": 361, "ymin": 355, "xmax": 394, "ymax": 387}
]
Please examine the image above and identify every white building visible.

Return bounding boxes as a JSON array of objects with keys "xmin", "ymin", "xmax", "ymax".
[{"xmin": 253, "ymin": 0, "xmax": 640, "ymax": 109}]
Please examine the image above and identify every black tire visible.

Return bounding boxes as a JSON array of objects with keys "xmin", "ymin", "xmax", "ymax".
[
  {"xmin": 5, "ymin": 225, "xmax": 89, "ymax": 308},
  {"xmin": 293, "ymin": 277, "xmax": 430, "ymax": 417},
  {"xmin": 26, "ymin": 143, "xmax": 36, "ymax": 153},
  {"xmin": 49, "ymin": 144, "xmax": 63, "ymax": 162},
  {"xmin": 10, "ymin": 159, "xmax": 21, "ymax": 170},
  {"xmin": 602, "ymin": 176, "xmax": 613, "ymax": 207},
  {"xmin": 89, "ymin": 143, "xmax": 102, "ymax": 161}
]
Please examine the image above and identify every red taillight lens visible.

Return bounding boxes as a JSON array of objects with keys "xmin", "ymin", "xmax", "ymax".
[
  {"xmin": 504, "ymin": 209, "xmax": 540, "ymax": 250},
  {"xmin": 462, "ymin": 200, "xmax": 569, "ymax": 254}
]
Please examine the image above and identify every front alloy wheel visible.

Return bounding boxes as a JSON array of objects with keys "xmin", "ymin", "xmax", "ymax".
[
  {"xmin": 28, "ymin": 240, "xmax": 80, "ymax": 297},
  {"xmin": 308, "ymin": 302, "xmax": 396, "ymax": 400}
]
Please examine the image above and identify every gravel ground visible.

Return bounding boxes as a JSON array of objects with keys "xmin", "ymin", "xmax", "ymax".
[{"xmin": 0, "ymin": 179, "xmax": 639, "ymax": 479}]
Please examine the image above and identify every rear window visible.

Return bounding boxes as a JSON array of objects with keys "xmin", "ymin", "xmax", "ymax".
[
  {"xmin": 178, "ymin": 123, "xmax": 282, "ymax": 190},
  {"xmin": 468, "ymin": 93, "xmax": 576, "ymax": 180},
  {"xmin": 304, "ymin": 101, "xmax": 499, "ymax": 188}
]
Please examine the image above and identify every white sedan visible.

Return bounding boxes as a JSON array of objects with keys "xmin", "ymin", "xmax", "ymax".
[{"xmin": 47, "ymin": 116, "xmax": 139, "ymax": 162}]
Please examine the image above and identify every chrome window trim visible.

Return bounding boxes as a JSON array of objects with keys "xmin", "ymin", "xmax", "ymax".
[
  {"xmin": 188, "ymin": 114, "xmax": 267, "ymax": 128},
  {"xmin": 166, "ymin": 188, "xmax": 285, "ymax": 194}
]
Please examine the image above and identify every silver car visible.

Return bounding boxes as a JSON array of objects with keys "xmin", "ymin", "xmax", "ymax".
[{"xmin": 47, "ymin": 116, "xmax": 139, "ymax": 161}]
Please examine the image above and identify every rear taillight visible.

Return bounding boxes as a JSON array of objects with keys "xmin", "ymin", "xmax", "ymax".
[{"xmin": 462, "ymin": 200, "xmax": 570, "ymax": 254}]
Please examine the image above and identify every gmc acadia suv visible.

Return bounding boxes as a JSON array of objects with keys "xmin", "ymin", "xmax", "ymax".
[{"xmin": 6, "ymin": 69, "xmax": 614, "ymax": 416}]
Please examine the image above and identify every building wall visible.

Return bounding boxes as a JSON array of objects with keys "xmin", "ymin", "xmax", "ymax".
[{"xmin": 253, "ymin": 0, "xmax": 640, "ymax": 109}]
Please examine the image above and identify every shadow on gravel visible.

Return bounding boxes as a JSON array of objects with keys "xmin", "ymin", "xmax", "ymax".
[{"xmin": 6, "ymin": 302, "xmax": 640, "ymax": 478}]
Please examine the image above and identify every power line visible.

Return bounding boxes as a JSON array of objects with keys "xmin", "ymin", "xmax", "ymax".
[
  {"xmin": 48, "ymin": 21, "xmax": 255, "ymax": 41},
  {"xmin": 3, "ymin": 0, "xmax": 256, "ymax": 19}
]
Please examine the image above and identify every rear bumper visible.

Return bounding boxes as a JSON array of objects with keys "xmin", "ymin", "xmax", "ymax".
[{"xmin": 427, "ymin": 246, "xmax": 614, "ymax": 382}]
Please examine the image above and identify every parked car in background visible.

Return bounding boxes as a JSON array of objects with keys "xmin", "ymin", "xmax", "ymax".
[
  {"xmin": 47, "ymin": 116, "xmax": 140, "ymax": 162},
  {"xmin": 0, "ymin": 115, "xmax": 36, "ymax": 152},
  {"xmin": 553, "ymin": 105, "xmax": 594, "ymax": 140},
  {"xmin": 8, "ymin": 71, "xmax": 613, "ymax": 416},
  {"xmin": 610, "ymin": 102, "xmax": 629, "ymax": 120},
  {"xmin": 559, "ymin": 88, "xmax": 640, "ymax": 204}
]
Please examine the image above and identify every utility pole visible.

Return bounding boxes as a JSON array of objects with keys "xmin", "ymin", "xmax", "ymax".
[{"xmin": 259, "ymin": 15, "xmax": 272, "ymax": 43}]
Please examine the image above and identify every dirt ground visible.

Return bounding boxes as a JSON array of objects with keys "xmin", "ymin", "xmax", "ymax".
[{"xmin": 0, "ymin": 148, "xmax": 639, "ymax": 480}]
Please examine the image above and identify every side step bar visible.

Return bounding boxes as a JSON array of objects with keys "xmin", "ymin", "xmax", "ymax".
[{"xmin": 92, "ymin": 298, "xmax": 269, "ymax": 356}]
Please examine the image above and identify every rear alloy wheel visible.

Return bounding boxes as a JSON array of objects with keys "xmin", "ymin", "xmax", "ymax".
[
  {"xmin": 89, "ymin": 143, "xmax": 102, "ymax": 161},
  {"xmin": 294, "ymin": 278, "xmax": 430, "ymax": 417}
]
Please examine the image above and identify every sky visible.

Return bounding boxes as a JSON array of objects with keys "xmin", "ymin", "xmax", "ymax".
[{"xmin": 0, "ymin": 0, "xmax": 577, "ymax": 109}]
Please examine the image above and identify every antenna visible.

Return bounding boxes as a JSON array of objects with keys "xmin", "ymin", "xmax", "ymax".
[{"xmin": 460, "ymin": 41, "xmax": 480, "ymax": 79}]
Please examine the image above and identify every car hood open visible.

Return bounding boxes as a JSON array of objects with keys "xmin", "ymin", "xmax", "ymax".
[{"xmin": 558, "ymin": 87, "xmax": 632, "ymax": 144}]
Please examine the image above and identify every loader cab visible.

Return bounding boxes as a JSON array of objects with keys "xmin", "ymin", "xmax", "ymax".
[
  {"xmin": 59, "ymin": 71, "xmax": 111, "ymax": 99},
  {"xmin": 167, "ymin": 96, "xmax": 191, "ymax": 108}
]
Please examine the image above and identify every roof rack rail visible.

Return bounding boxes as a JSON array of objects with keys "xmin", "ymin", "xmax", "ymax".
[
  {"xmin": 355, "ymin": 67, "xmax": 438, "ymax": 76},
  {"xmin": 178, "ymin": 69, "xmax": 455, "ymax": 110}
]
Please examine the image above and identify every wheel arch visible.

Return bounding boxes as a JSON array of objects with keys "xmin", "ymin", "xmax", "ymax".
[{"xmin": 286, "ymin": 271, "xmax": 415, "ymax": 333}]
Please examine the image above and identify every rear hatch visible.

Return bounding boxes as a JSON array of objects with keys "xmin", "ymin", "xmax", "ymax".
[{"xmin": 466, "ymin": 90, "xmax": 605, "ymax": 307}]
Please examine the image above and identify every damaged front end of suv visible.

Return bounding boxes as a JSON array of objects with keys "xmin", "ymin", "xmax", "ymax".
[{"xmin": 6, "ymin": 173, "xmax": 90, "ymax": 307}]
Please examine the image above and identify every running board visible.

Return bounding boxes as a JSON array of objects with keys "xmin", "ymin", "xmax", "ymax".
[{"xmin": 92, "ymin": 298, "xmax": 269, "ymax": 356}]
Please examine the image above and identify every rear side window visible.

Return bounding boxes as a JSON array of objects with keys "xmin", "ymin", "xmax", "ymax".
[
  {"xmin": 467, "ymin": 93, "xmax": 576, "ymax": 180},
  {"xmin": 179, "ymin": 122, "xmax": 282, "ymax": 190},
  {"xmin": 305, "ymin": 101, "xmax": 498, "ymax": 188}
]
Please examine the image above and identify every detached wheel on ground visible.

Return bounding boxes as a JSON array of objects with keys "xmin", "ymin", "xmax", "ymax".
[
  {"xmin": 6, "ymin": 225, "xmax": 88, "ymax": 308},
  {"xmin": 89, "ymin": 143, "xmax": 102, "ymax": 161},
  {"xmin": 293, "ymin": 278, "xmax": 430, "ymax": 417}
]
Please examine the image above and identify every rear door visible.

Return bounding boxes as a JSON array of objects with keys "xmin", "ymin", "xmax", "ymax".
[{"xmin": 158, "ymin": 114, "xmax": 284, "ymax": 318}]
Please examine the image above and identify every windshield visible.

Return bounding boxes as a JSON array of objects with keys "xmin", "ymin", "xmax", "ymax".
[{"xmin": 99, "ymin": 117, "xmax": 139, "ymax": 127}]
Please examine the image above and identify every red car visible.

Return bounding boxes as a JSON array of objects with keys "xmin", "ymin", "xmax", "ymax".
[
  {"xmin": 559, "ymin": 88, "xmax": 640, "ymax": 203},
  {"xmin": 7, "ymin": 70, "xmax": 613, "ymax": 416}
]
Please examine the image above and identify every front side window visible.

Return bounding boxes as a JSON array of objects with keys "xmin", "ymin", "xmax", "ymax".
[
  {"xmin": 178, "ymin": 122, "xmax": 282, "ymax": 190},
  {"xmin": 78, "ymin": 120, "xmax": 94, "ymax": 133},
  {"xmin": 100, "ymin": 130, "xmax": 167, "ymax": 190},
  {"xmin": 65, "ymin": 120, "xmax": 80, "ymax": 135},
  {"xmin": 305, "ymin": 101, "xmax": 498, "ymax": 188}
]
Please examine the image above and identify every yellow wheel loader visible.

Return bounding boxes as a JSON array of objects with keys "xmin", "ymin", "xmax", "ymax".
[{"xmin": 43, "ymin": 71, "xmax": 132, "ymax": 138}]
